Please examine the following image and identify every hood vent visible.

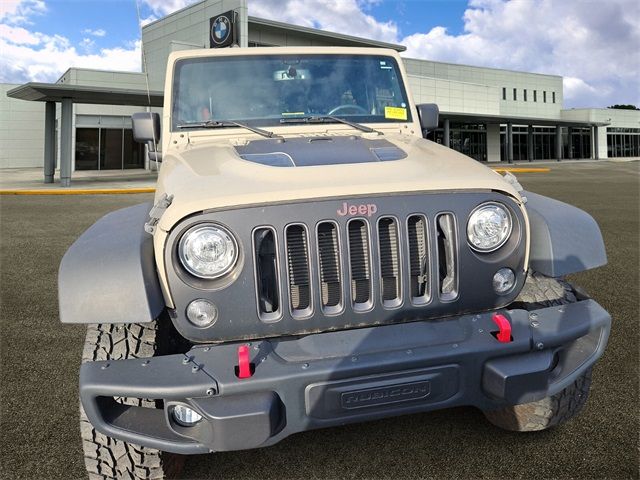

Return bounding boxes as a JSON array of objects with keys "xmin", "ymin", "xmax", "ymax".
[{"xmin": 236, "ymin": 136, "xmax": 407, "ymax": 167}]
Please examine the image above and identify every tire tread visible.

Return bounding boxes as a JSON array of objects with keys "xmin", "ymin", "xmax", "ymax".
[{"xmin": 80, "ymin": 322, "xmax": 183, "ymax": 479}]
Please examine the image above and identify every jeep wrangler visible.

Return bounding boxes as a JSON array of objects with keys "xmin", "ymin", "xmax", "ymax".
[{"xmin": 59, "ymin": 47, "xmax": 611, "ymax": 479}]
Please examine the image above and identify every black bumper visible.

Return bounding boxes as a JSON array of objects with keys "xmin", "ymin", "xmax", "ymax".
[{"xmin": 80, "ymin": 299, "xmax": 610, "ymax": 454}]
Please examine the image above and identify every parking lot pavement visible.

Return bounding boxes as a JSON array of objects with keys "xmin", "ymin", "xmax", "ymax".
[{"xmin": 0, "ymin": 161, "xmax": 638, "ymax": 480}]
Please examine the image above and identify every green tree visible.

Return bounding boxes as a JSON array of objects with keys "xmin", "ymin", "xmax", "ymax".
[{"xmin": 607, "ymin": 104, "xmax": 639, "ymax": 110}]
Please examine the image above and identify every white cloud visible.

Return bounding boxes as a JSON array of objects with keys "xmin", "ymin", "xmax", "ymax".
[
  {"xmin": 140, "ymin": 0, "xmax": 198, "ymax": 16},
  {"xmin": 0, "ymin": 38, "xmax": 142, "ymax": 83},
  {"xmin": 140, "ymin": 14, "xmax": 158, "ymax": 27},
  {"xmin": 79, "ymin": 37, "xmax": 96, "ymax": 51},
  {"xmin": 250, "ymin": 0, "xmax": 398, "ymax": 43},
  {"xmin": 0, "ymin": 0, "xmax": 45, "ymax": 24},
  {"xmin": 82, "ymin": 28, "xmax": 106, "ymax": 37},
  {"xmin": 0, "ymin": 1, "xmax": 140, "ymax": 83},
  {"xmin": 0, "ymin": 23, "xmax": 41, "ymax": 45}
]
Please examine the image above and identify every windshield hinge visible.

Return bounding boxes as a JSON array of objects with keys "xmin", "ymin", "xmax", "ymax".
[{"xmin": 145, "ymin": 193, "xmax": 174, "ymax": 235}]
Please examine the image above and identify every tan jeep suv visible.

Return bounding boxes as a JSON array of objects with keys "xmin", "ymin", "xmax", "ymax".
[{"xmin": 59, "ymin": 47, "xmax": 610, "ymax": 479}]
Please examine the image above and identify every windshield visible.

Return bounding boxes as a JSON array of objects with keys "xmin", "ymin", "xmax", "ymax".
[{"xmin": 171, "ymin": 54, "xmax": 412, "ymax": 130}]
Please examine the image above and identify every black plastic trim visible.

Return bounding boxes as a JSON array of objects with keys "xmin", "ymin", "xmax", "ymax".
[{"xmin": 80, "ymin": 298, "xmax": 610, "ymax": 454}]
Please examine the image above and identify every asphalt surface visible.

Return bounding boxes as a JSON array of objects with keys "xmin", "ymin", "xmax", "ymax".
[{"xmin": 1, "ymin": 161, "xmax": 638, "ymax": 480}]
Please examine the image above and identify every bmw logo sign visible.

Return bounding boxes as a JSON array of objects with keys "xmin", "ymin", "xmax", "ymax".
[{"xmin": 211, "ymin": 14, "xmax": 231, "ymax": 45}]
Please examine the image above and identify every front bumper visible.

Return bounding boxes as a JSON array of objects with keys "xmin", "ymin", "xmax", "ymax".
[{"xmin": 80, "ymin": 299, "xmax": 610, "ymax": 454}]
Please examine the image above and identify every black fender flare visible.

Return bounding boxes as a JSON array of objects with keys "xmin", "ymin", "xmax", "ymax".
[
  {"xmin": 58, "ymin": 202, "xmax": 165, "ymax": 324},
  {"xmin": 524, "ymin": 191, "xmax": 607, "ymax": 277}
]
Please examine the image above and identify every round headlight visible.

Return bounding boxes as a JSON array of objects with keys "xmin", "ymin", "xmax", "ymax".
[
  {"xmin": 178, "ymin": 224, "xmax": 238, "ymax": 279},
  {"xmin": 467, "ymin": 203, "xmax": 512, "ymax": 252}
]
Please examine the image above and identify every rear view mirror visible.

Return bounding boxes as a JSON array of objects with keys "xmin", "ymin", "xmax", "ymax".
[
  {"xmin": 132, "ymin": 112, "xmax": 162, "ymax": 162},
  {"xmin": 416, "ymin": 103, "xmax": 439, "ymax": 133}
]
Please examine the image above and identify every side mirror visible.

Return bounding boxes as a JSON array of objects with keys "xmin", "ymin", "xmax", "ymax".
[
  {"xmin": 416, "ymin": 103, "xmax": 439, "ymax": 132},
  {"xmin": 132, "ymin": 112, "xmax": 162, "ymax": 162}
]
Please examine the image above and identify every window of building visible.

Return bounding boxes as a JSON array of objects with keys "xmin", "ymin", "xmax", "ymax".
[
  {"xmin": 533, "ymin": 90, "xmax": 537, "ymax": 102},
  {"xmin": 502, "ymin": 87, "xmax": 506, "ymax": 100},
  {"xmin": 75, "ymin": 118, "xmax": 145, "ymax": 171},
  {"xmin": 552, "ymin": 92, "xmax": 556, "ymax": 103},
  {"xmin": 513, "ymin": 88, "xmax": 517, "ymax": 101},
  {"xmin": 543, "ymin": 91, "xmax": 547, "ymax": 103},
  {"xmin": 607, "ymin": 127, "xmax": 640, "ymax": 158},
  {"xmin": 524, "ymin": 89, "xmax": 527, "ymax": 102},
  {"xmin": 425, "ymin": 123, "xmax": 487, "ymax": 162}
]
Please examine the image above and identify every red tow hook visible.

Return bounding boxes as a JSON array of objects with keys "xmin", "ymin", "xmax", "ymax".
[
  {"xmin": 492, "ymin": 313, "xmax": 512, "ymax": 343},
  {"xmin": 236, "ymin": 345, "xmax": 253, "ymax": 379}
]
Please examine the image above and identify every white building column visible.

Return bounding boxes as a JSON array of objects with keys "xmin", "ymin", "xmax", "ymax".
[
  {"xmin": 598, "ymin": 126, "xmax": 608, "ymax": 159},
  {"xmin": 486, "ymin": 123, "xmax": 501, "ymax": 162}
]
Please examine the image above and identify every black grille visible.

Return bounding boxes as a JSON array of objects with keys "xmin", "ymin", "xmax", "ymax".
[
  {"xmin": 378, "ymin": 217, "xmax": 401, "ymax": 306},
  {"xmin": 347, "ymin": 220, "xmax": 372, "ymax": 309},
  {"xmin": 285, "ymin": 225, "xmax": 311, "ymax": 316},
  {"xmin": 407, "ymin": 215, "xmax": 429, "ymax": 304},
  {"xmin": 253, "ymin": 227, "xmax": 280, "ymax": 320},
  {"xmin": 317, "ymin": 222, "xmax": 342, "ymax": 311},
  {"xmin": 436, "ymin": 213, "xmax": 458, "ymax": 301},
  {"xmin": 251, "ymin": 211, "xmax": 466, "ymax": 319}
]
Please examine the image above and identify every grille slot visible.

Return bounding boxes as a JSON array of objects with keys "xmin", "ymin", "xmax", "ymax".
[
  {"xmin": 377, "ymin": 217, "xmax": 402, "ymax": 307},
  {"xmin": 347, "ymin": 219, "xmax": 372, "ymax": 311},
  {"xmin": 317, "ymin": 222, "xmax": 343, "ymax": 313},
  {"xmin": 285, "ymin": 224, "xmax": 312, "ymax": 317},
  {"xmin": 407, "ymin": 215, "xmax": 430, "ymax": 304},
  {"xmin": 436, "ymin": 213, "xmax": 458, "ymax": 301},
  {"xmin": 253, "ymin": 227, "xmax": 281, "ymax": 321}
]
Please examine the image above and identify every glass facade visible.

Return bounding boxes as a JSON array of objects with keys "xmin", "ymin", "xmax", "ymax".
[
  {"xmin": 499, "ymin": 125, "xmax": 591, "ymax": 161},
  {"xmin": 607, "ymin": 127, "xmax": 640, "ymax": 158},
  {"xmin": 566, "ymin": 127, "xmax": 591, "ymax": 159},
  {"xmin": 75, "ymin": 116, "xmax": 145, "ymax": 170},
  {"xmin": 427, "ymin": 123, "xmax": 487, "ymax": 162}
]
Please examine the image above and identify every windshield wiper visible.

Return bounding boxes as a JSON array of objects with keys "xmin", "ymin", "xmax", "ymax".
[
  {"xmin": 279, "ymin": 115, "xmax": 381, "ymax": 135},
  {"xmin": 177, "ymin": 120, "xmax": 279, "ymax": 139}
]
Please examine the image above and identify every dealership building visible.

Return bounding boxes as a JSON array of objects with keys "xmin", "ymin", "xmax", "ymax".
[{"xmin": 2, "ymin": 0, "xmax": 639, "ymax": 186}]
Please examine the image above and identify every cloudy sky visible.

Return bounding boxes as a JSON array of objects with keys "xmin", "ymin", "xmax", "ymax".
[{"xmin": 1, "ymin": 0, "xmax": 638, "ymax": 108}]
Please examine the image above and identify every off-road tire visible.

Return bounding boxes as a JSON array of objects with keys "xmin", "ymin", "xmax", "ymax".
[
  {"xmin": 486, "ymin": 271, "xmax": 591, "ymax": 431},
  {"xmin": 513, "ymin": 271, "xmax": 577, "ymax": 310},
  {"xmin": 80, "ymin": 320, "xmax": 185, "ymax": 479},
  {"xmin": 483, "ymin": 367, "xmax": 592, "ymax": 431}
]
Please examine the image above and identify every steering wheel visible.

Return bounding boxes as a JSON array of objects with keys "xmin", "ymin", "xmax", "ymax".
[{"xmin": 327, "ymin": 104, "xmax": 369, "ymax": 116}]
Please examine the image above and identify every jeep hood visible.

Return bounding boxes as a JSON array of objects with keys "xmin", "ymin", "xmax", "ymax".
[{"xmin": 156, "ymin": 133, "xmax": 521, "ymax": 231}]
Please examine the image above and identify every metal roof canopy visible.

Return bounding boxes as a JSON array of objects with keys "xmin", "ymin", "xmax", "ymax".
[
  {"xmin": 440, "ymin": 111, "xmax": 610, "ymax": 128},
  {"xmin": 6, "ymin": 83, "xmax": 162, "ymax": 188},
  {"xmin": 6, "ymin": 82, "xmax": 163, "ymax": 107}
]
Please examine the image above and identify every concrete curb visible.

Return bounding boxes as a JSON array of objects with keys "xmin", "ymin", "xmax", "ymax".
[{"xmin": 0, "ymin": 188, "xmax": 156, "ymax": 195}]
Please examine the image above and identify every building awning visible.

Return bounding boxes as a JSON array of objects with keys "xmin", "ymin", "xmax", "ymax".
[
  {"xmin": 440, "ymin": 111, "xmax": 609, "ymax": 127},
  {"xmin": 6, "ymin": 82, "xmax": 163, "ymax": 107}
]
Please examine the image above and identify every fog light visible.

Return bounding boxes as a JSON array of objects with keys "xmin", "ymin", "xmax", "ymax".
[
  {"xmin": 493, "ymin": 268, "xmax": 515, "ymax": 294},
  {"xmin": 186, "ymin": 299, "xmax": 218, "ymax": 327},
  {"xmin": 172, "ymin": 404, "xmax": 202, "ymax": 426}
]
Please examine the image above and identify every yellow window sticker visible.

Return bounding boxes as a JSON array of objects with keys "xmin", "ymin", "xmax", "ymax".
[{"xmin": 384, "ymin": 106, "xmax": 407, "ymax": 120}]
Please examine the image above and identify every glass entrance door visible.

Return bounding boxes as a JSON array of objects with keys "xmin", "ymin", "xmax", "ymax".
[{"xmin": 75, "ymin": 122, "xmax": 145, "ymax": 170}]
